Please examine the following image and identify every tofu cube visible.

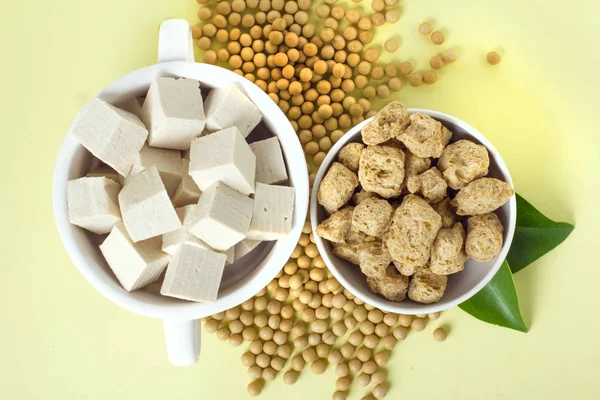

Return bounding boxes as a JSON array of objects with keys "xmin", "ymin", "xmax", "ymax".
[
  {"xmin": 189, "ymin": 127, "xmax": 256, "ymax": 195},
  {"xmin": 141, "ymin": 77, "xmax": 206, "ymax": 150},
  {"xmin": 117, "ymin": 97, "xmax": 144, "ymax": 120},
  {"xmin": 71, "ymin": 98, "xmax": 148, "ymax": 176},
  {"xmin": 204, "ymin": 85, "xmax": 262, "ymax": 138},
  {"xmin": 100, "ymin": 223, "xmax": 170, "ymax": 292},
  {"xmin": 162, "ymin": 205, "xmax": 234, "ymax": 264},
  {"xmin": 118, "ymin": 166, "xmax": 181, "ymax": 242},
  {"xmin": 172, "ymin": 158, "xmax": 201, "ymax": 207},
  {"xmin": 234, "ymin": 239, "xmax": 262, "ymax": 261},
  {"xmin": 67, "ymin": 177, "xmax": 122, "ymax": 234},
  {"xmin": 187, "ymin": 182, "xmax": 254, "ymax": 251},
  {"xmin": 86, "ymin": 164, "xmax": 120, "ymax": 184},
  {"xmin": 247, "ymin": 183, "xmax": 295, "ymax": 240},
  {"xmin": 128, "ymin": 144, "xmax": 183, "ymax": 197},
  {"xmin": 161, "ymin": 243, "xmax": 226, "ymax": 302},
  {"xmin": 249, "ymin": 137, "xmax": 288, "ymax": 185}
]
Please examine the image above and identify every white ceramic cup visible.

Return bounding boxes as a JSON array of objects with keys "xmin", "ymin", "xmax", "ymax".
[
  {"xmin": 310, "ymin": 110, "xmax": 516, "ymax": 315},
  {"xmin": 52, "ymin": 20, "xmax": 309, "ymax": 366}
]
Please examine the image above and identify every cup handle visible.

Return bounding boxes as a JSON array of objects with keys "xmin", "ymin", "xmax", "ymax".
[
  {"xmin": 158, "ymin": 19, "xmax": 194, "ymax": 63},
  {"xmin": 163, "ymin": 319, "xmax": 201, "ymax": 366}
]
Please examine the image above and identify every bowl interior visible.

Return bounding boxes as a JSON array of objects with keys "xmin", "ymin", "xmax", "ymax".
[
  {"xmin": 54, "ymin": 62, "xmax": 308, "ymax": 319},
  {"xmin": 311, "ymin": 109, "xmax": 516, "ymax": 314}
]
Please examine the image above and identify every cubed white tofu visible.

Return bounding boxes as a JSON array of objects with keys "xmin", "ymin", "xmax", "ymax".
[
  {"xmin": 118, "ymin": 166, "xmax": 181, "ymax": 242},
  {"xmin": 247, "ymin": 183, "xmax": 295, "ymax": 240},
  {"xmin": 204, "ymin": 85, "xmax": 262, "ymax": 138},
  {"xmin": 187, "ymin": 182, "xmax": 254, "ymax": 251},
  {"xmin": 129, "ymin": 144, "xmax": 183, "ymax": 197},
  {"xmin": 161, "ymin": 205, "xmax": 233, "ymax": 264},
  {"xmin": 71, "ymin": 98, "xmax": 148, "ymax": 176},
  {"xmin": 117, "ymin": 97, "xmax": 144, "ymax": 120},
  {"xmin": 67, "ymin": 177, "xmax": 122, "ymax": 234},
  {"xmin": 249, "ymin": 137, "xmax": 288, "ymax": 185},
  {"xmin": 161, "ymin": 243, "xmax": 226, "ymax": 302},
  {"xmin": 189, "ymin": 127, "xmax": 256, "ymax": 195},
  {"xmin": 234, "ymin": 239, "xmax": 262, "ymax": 261},
  {"xmin": 172, "ymin": 158, "xmax": 201, "ymax": 207},
  {"xmin": 100, "ymin": 222, "xmax": 170, "ymax": 292},
  {"xmin": 86, "ymin": 164, "xmax": 120, "ymax": 184},
  {"xmin": 141, "ymin": 77, "xmax": 206, "ymax": 150}
]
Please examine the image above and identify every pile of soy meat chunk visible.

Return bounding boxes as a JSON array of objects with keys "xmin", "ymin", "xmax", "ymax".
[
  {"xmin": 67, "ymin": 77, "xmax": 295, "ymax": 302},
  {"xmin": 316, "ymin": 101, "xmax": 513, "ymax": 304}
]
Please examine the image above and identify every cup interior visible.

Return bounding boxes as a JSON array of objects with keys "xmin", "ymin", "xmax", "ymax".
[
  {"xmin": 310, "ymin": 109, "xmax": 516, "ymax": 314},
  {"xmin": 53, "ymin": 62, "xmax": 308, "ymax": 320}
]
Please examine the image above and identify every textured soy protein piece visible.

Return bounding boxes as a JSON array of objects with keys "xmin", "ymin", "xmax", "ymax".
[
  {"xmin": 397, "ymin": 113, "xmax": 451, "ymax": 158},
  {"xmin": 430, "ymin": 222, "xmax": 467, "ymax": 275},
  {"xmin": 338, "ymin": 142, "xmax": 365, "ymax": 172},
  {"xmin": 333, "ymin": 243, "xmax": 360, "ymax": 265},
  {"xmin": 385, "ymin": 195, "xmax": 442, "ymax": 276},
  {"xmin": 406, "ymin": 167, "xmax": 448, "ymax": 203},
  {"xmin": 67, "ymin": 176, "xmax": 122, "ymax": 234},
  {"xmin": 408, "ymin": 267, "xmax": 448, "ymax": 304},
  {"xmin": 318, "ymin": 162, "xmax": 359, "ymax": 213},
  {"xmin": 438, "ymin": 140, "xmax": 490, "ymax": 190},
  {"xmin": 451, "ymin": 178, "xmax": 514, "ymax": 215},
  {"xmin": 316, "ymin": 206, "xmax": 354, "ymax": 243},
  {"xmin": 465, "ymin": 212, "xmax": 504, "ymax": 261},
  {"xmin": 403, "ymin": 150, "xmax": 431, "ymax": 187},
  {"xmin": 357, "ymin": 238, "xmax": 393, "ymax": 279},
  {"xmin": 352, "ymin": 197, "xmax": 394, "ymax": 237},
  {"xmin": 361, "ymin": 101, "xmax": 410, "ymax": 145},
  {"xmin": 353, "ymin": 189, "xmax": 380, "ymax": 205},
  {"xmin": 367, "ymin": 264, "xmax": 409, "ymax": 301},
  {"xmin": 431, "ymin": 197, "xmax": 456, "ymax": 229},
  {"xmin": 358, "ymin": 145, "xmax": 405, "ymax": 198}
]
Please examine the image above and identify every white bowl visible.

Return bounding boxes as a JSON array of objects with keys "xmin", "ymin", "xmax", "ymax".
[{"xmin": 310, "ymin": 109, "xmax": 516, "ymax": 315}]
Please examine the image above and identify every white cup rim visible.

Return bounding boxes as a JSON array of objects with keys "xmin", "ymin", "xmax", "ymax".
[
  {"xmin": 310, "ymin": 108, "xmax": 517, "ymax": 315},
  {"xmin": 53, "ymin": 61, "xmax": 309, "ymax": 320}
]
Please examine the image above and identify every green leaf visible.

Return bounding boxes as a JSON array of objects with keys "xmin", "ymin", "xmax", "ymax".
[
  {"xmin": 459, "ymin": 260, "xmax": 528, "ymax": 332},
  {"xmin": 507, "ymin": 193, "xmax": 574, "ymax": 274}
]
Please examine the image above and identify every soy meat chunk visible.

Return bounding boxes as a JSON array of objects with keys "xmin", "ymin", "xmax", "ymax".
[
  {"xmin": 352, "ymin": 198, "xmax": 394, "ymax": 237},
  {"xmin": 353, "ymin": 189, "xmax": 380, "ymax": 206},
  {"xmin": 141, "ymin": 77, "xmax": 206, "ymax": 150},
  {"xmin": 465, "ymin": 213, "xmax": 504, "ymax": 262},
  {"xmin": 408, "ymin": 267, "xmax": 448, "ymax": 304},
  {"xmin": 451, "ymin": 178, "xmax": 514, "ymax": 216},
  {"xmin": 129, "ymin": 144, "xmax": 183, "ymax": 197},
  {"xmin": 161, "ymin": 243, "xmax": 227, "ymax": 302},
  {"xmin": 118, "ymin": 166, "xmax": 181, "ymax": 242},
  {"xmin": 357, "ymin": 238, "xmax": 393, "ymax": 279},
  {"xmin": 431, "ymin": 197, "xmax": 456, "ymax": 229},
  {"xmin": 406, "ymin": 167, "xmax": 448, "ymax": 203},
  {"xmin": 438, "ymin": 140, "xmax": 490, "ymax": 190},
  {"xmin": 67, "ymin": 177, "xmax": 122, "ymax": 234},
  {"xmin": 247, "ymin": 183, "xmax": 295, "ymax": 240},
  {"xmin": 358, "ymin": 145, "xmax": 405, "ymax": 198},
  {"xmin": 187, "ymin": 181, "xmax": 254, "ymax": 251},
  {"xmin": 71, "ymin": 98, "xmax": 148, "ymax": 176},
  {"xmin": 204, "ymin": 85, "xmax": 263, "ymax": 138},
  {"xmin": 430, "ymin": 223, "xmax": 467, "ymax": 275},
  {"xmin": 316, "ymin": 206, "xmax": 354, "ymax": 243},
  {"xmin": 397, "ymin": 113, "xmax": 451, "ymax": 158},
  {"xmin": 318, "ymin": 162, "xmax": 359, "ymax": 213},
  {"xmin": 249, "ymin": 137, "xmax": 288, "ymax": 185},
  {"xmin": 385, "ymin": 195, "xmax": 442, "ymax": 276},
  {"xmin": 333, "ymin": 244, "xmax": 360, "ymax": 265},
  {"xmin": 189, "ymin": 126, "xmax": 256, "ymax": 196},
  {"xmin": 404, "ymin": 151, "xmax": 431, "ymax": 183},
  {"xmin": 172, "ymin": 158, "xmax": 202, "ymax": 207},
  {"xmin": 367, "ymin": 265, "xmax": 409, "ymax": 301},
  {"xmin": 100, "ymin": 222, "xmax": 170, "ymax": 292},
  {"xmin": 361, "ymin": 101, "xmax": 410, "ymax": 145},
  {"xmin": 338, "ymin": 142, "xmax": 364, "ymax": 172}
]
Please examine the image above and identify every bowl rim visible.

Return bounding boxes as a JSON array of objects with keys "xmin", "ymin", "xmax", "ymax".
[
  {"xmin": 310, "ymin": 108, "xmax": 517, "ymax": 315},
  {"xmin": 53, "ymin": 61, "xmax": 309, "ymax": 320}
]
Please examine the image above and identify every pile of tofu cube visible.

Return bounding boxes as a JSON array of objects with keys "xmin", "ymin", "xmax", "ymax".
[{"xmin": 67, "ymin": 77, "xmax": 295, "ymax": 302}]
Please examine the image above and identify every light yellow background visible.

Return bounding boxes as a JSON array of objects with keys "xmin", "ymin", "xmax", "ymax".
[{"xmin": 1, "ymin": 0, "xmax": 598, "ymax": 399}]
